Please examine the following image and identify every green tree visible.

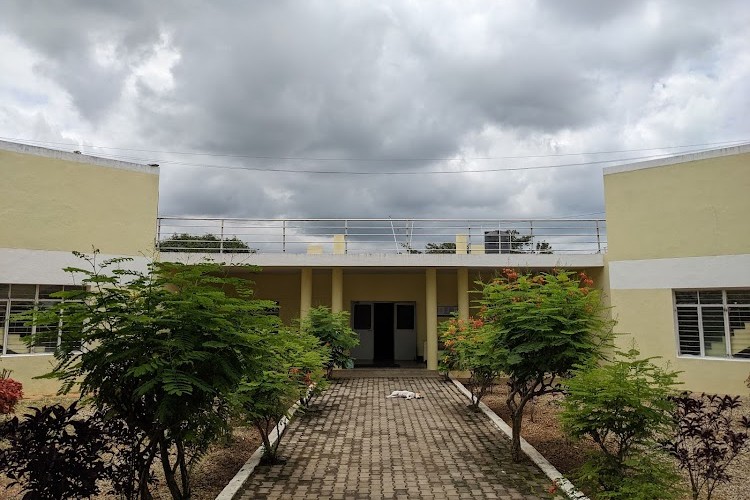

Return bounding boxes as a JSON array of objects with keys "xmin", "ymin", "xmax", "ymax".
[
  {"xmin": 27, "ymin": 252, "xmax": 278, "ymax": 500},
  {"xmin": 561, "ymin": 348, "xmax": 681, "ymax": 499},
  {"xmin": 300, "ymin": 306, "xmax": 359, "ymax": 378},
  {"xmin": 425, "ymin": 242, "xmax": 457, "ymax": 254},
  {"xmin": 159, "ymin": 233, "xmax": 255, "ymax": 253},
  {"xmin": 231, "ymin": 327, "xmax": 327, "ymax": 463},
  {"xmin": 479, "ymin": 269, "xmax": 613, "ymax": 461},
  {"xmin": 439, "ymin": 317, "xmax": 502, "ymax": 409}
]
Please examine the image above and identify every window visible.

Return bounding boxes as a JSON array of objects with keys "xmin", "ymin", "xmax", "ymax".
[
  {"xmin": 1, "ymin": 284, "xmax": 81, "ymax": 356},
  {"xmin": 675, "ymin": 289, "xmax": 750, "ymax": 359}
]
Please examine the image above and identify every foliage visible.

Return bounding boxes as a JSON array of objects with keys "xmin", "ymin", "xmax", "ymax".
[
  {"xmin": 0, "ymin": 403, "xmax": 112, "ymax": 500},
  {"xmin": 300, "ymin": 306, "xmax": 359, "ymax": 378},
  {"xmin": 561, "ymin": 348, "xmax": 682, "ymax": 499},
  {"xmin": 159, "ymin": 232, "xmax": 255, "ymax": 253},
  {"xmin": 439, "ymin": 316, "xmax": 502, "ymax": 408},
  {"xmin": 23, "ymin": 251, "xmax": 279, "ymax": 500},
  {"xmin": 232, "ymin": 327, "xmax": 327, "ymax": 463},
  {"xmin": 664, "ymin": 393, "xmax": 750, "ymax": 500},
  {"xmin": 426, "ymin": 242, "xmax": 457, "ymax": 254},
  {"xmin": 0, "ymin": 376, "xmax": 23, "ymax": 415},
  {"xmin": 479, "ymin": 268, "xmax": 613, "ymax": 461}
]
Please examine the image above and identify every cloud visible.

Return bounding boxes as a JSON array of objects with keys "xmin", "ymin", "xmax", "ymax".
[{"xmin": 1, "ymin": 0, "xmax": 748, "ymax": 222}]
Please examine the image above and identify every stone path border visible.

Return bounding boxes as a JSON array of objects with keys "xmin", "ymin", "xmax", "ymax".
[{"xmin": 449, "ymin": 377, "xmax": 588, "ymax": 500}]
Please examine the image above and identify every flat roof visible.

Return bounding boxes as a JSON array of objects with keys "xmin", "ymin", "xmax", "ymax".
[
  {"xmin": 0, "ymin": 140, "xmax": 159, "ymax": 175},
  {"xmin": 603, "ymin": 143, "xmax": 750, "ymax": 176}
]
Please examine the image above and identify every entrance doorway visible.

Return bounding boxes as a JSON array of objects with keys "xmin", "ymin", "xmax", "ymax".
[{"xmin": 350, "ymin": 302, "xmax": 416, "ymax": 364}]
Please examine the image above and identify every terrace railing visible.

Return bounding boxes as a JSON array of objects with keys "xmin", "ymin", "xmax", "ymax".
[{"xmin": 156, "ymin": 217, "xmax": 606, "ymax": 255}]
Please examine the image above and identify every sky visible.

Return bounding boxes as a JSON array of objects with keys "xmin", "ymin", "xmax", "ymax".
[{"xmin": 1, "ymin": 1, "xmax": 749, "ymax": 221}]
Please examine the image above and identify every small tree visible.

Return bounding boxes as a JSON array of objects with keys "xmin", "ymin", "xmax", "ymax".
[
  {"xmin": 232, "ymin": 327, "xmax": 327, "ymax": 463},
  {"xmin": 664, "ymin": 393, "xmax": 750, "ymax": 500},
  {"xmin": 24, "ymin": 252, "xmax": 279, "ymax": 500},
  {"xmin": 300, "ymin": 306, "xmax": 359, "ymax": 379},
  {"xmin": 440, "ymin": 317, "xmax": 501, "ymax": 409},
  {"xmin": 561, "ymin": 348, "xmax": 682, "ymax": 499},
  {"xmin": 480, "ymin": 269, "xmax": 613, "ymax": 461}
]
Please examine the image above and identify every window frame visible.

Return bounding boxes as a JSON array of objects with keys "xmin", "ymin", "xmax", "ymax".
[
  {"xmin": 0, "ymin": 284, "xmax": 77, "ymax": 357},
  {"xmin": 674, "ymin": 288, "xmax": 750, "ymax": 361}
]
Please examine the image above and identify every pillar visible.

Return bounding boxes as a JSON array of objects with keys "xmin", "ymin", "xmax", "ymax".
[
  {"xmin": 457, "ymin": 267, "xmax": 469, "ymax": 321},
  {"xmin": 331, "ymin": 268, "xmax": 343, "ymax": 313},
  {"xmin": 300, "ymin": 268, "xmax": 312, "ymax": 318},
  {"xmin": 425, "ymin": 268, "xmax": 438, "ymax": 370}
]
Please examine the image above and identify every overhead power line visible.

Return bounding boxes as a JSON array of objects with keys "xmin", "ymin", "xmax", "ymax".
[
  {"xmin": 1, "ymin": 135, "xmax": 748, "ymax": 162},
  {"xmin": 86, "ymin": 148, "xmax": 726, "ymax": 175}
]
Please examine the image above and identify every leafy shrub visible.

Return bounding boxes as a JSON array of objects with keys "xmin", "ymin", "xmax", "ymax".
[
  {"xmin": 0, "ymin": 376, "xmax": 23, "ymax": 415},
  {"xmin": 0, "ymin": 403, "xmax": 112, "ymax": 499},
  {"xmin": 22, "ymin": 252, "xmax": 280, "ymax": 500},
  {"xmin": 300, "ymin": 306, "xmax": 359, "ymax": 378},
  {"xmin": 480, "ymin": 269, "xmax": 613, "ymax": 461},
  {"xmin": 561, "ymin": 348, "xmax": 681, "ymax": 499},
  {"xmin": 232, "ymin": 327, "xmax": 327, "ymax": 463},
  {"xmin": 440, "ymin": 316, "xmax": 501, "ymax": 409},
  {"xmin": 664, "ymin": 393, "xmax": 750, "ymax": 500}
]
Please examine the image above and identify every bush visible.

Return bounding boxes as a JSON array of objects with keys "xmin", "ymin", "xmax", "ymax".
[
  {"xmin": 664, "ymin": 393, "xmax": 750, "ymax": 500},
  {"xmin": 232, "ymin": 327, "xmax": 327, "ymax": 463},
  {"xmin": 440, "ymin": 316, "xmax": 501, "ymax": 409},
  {"xmin": 561, "ymin": 348, "xmax": 681, "ymax": 499},
  {"xmin": 300, "ymin": 306, "xmax": 359, "ymax": 378},
  {"xmin": 0, "ymin": 403, "xmax": 112, "ymax": 499},
  {"xmin": 0, "ymin": 374, "xmax": 23, "ymax": 415}
]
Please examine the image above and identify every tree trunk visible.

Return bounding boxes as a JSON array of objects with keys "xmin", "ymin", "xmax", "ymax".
[
  {"xmin": 160, "ymin": 439, "xmax": 185, "ymax": 500},
  {"xmin": 511, "ymin": 411, "xmax": 523, "ymax": 462}
]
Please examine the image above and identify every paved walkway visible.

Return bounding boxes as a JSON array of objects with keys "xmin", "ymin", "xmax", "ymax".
[{"xmin": 237, "ymin": 376, "xmax": 555, "ymax": 499}]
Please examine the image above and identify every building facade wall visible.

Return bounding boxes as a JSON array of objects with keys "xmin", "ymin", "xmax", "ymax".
[
  {"xmin": 0, "ymin": 145, "xmax": 159, "ymax": 256},
  {"xmin": 0, "ymin": 143, "xmax": 159, "ymax": 397},
  {"xmin": 605, "ymin": 148, "xmax": 750, "ymax": 394}
]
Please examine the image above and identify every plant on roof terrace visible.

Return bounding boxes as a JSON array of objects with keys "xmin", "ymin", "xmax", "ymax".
[{"xmin": 479, "ymin": 269, "xmax": 613, "ymax": 462}]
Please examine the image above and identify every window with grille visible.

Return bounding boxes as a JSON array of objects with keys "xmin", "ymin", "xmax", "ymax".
[
  {"xmin": 675, "ymin": 290, "xmax": 750, "ymax": 359},
  {"xmin": 0, "ymin": 284, "xmax": 83, "ymax": 356}
]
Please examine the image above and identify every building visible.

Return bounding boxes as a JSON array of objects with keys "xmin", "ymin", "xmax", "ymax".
[
  {"xmin": 0, "ymin": 140, "xmax": 159, "ymax": 394},
  {"xmin": 1, "ymin": 140, "xmax": 748, "ymax": 396},
  {"xmin": 604, "ymin": 145, "xmax": 750, "ymax": 395}
]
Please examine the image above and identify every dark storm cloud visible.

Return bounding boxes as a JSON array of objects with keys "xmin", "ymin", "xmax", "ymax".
[{"xmin": 1, "ymin": 1, "xmax": 749, "ymax": 220}]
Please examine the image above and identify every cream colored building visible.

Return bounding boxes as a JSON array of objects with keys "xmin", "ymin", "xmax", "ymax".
[
  {"xmin": 0, "ymin": 141, "xmax": 159, "ymax": 394},
  {"xmin": 3, "ymin": 139, "xmax": 748, "ymax": 397},
  {"xmin": 604, "ymin": 145, "xmax": 750, "ymax": 394}
]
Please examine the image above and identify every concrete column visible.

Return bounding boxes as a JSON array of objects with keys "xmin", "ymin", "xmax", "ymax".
[
  {"xmin": 457, "ymin": 267, "xmax": 469, "ymax": 321},
  {"xmin": 425, "ymin": 268, "xmax": 438, "ymax": 370},
  {"xmin": 331, "ymin": 268, "xmax": 343, "ymax": 313},
  {"xmin": 300, "ymin": 268, "xmax": 313, "ymax": 318}
]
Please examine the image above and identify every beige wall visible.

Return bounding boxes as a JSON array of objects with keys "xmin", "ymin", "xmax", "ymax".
[
  {"xmin": 604, "ymin": 152, "xmax": 750, "ymax": 261},
  {"xmin": 605, "ymin": 151, "xmax": 750, "ymax": 394},
  {"xmin": 611, "ymin": 289, "xmax": 749, "ymax": 395},
  {"xmin": 0, "ymin": 148, "xmax": 159, "ymax": 256},
  {"xmin": 0, "ymin": 355, "xmax": 65, "ymax": 397}
]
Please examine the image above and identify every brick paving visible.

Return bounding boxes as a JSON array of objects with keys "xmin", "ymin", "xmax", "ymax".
[{"xmin": 237, "ymin": 375, "xmax": 556, "ymax": 499}]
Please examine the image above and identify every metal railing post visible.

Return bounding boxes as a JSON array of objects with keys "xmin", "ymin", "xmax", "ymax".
[
  {"xmin": 219, "ymin": 219, "xmax": 225, "ymax": 254},
  {"xmin": 156, "ymin": 218, "xmax": 162, "ymax": 251},
  {"xmin": 529, "ymin": 220, "xmax": 534, "ymax": 251},
  {"xmin": 344, "ymin": 220, "xmax": 349, "ymax": 254},
  {"xmin": 595, "ymin": 221, "xmax": 601, "ymax": 253},
  {"xmin": 282, "ymin": 220, "xmax": 287, "ymax": 253}
]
